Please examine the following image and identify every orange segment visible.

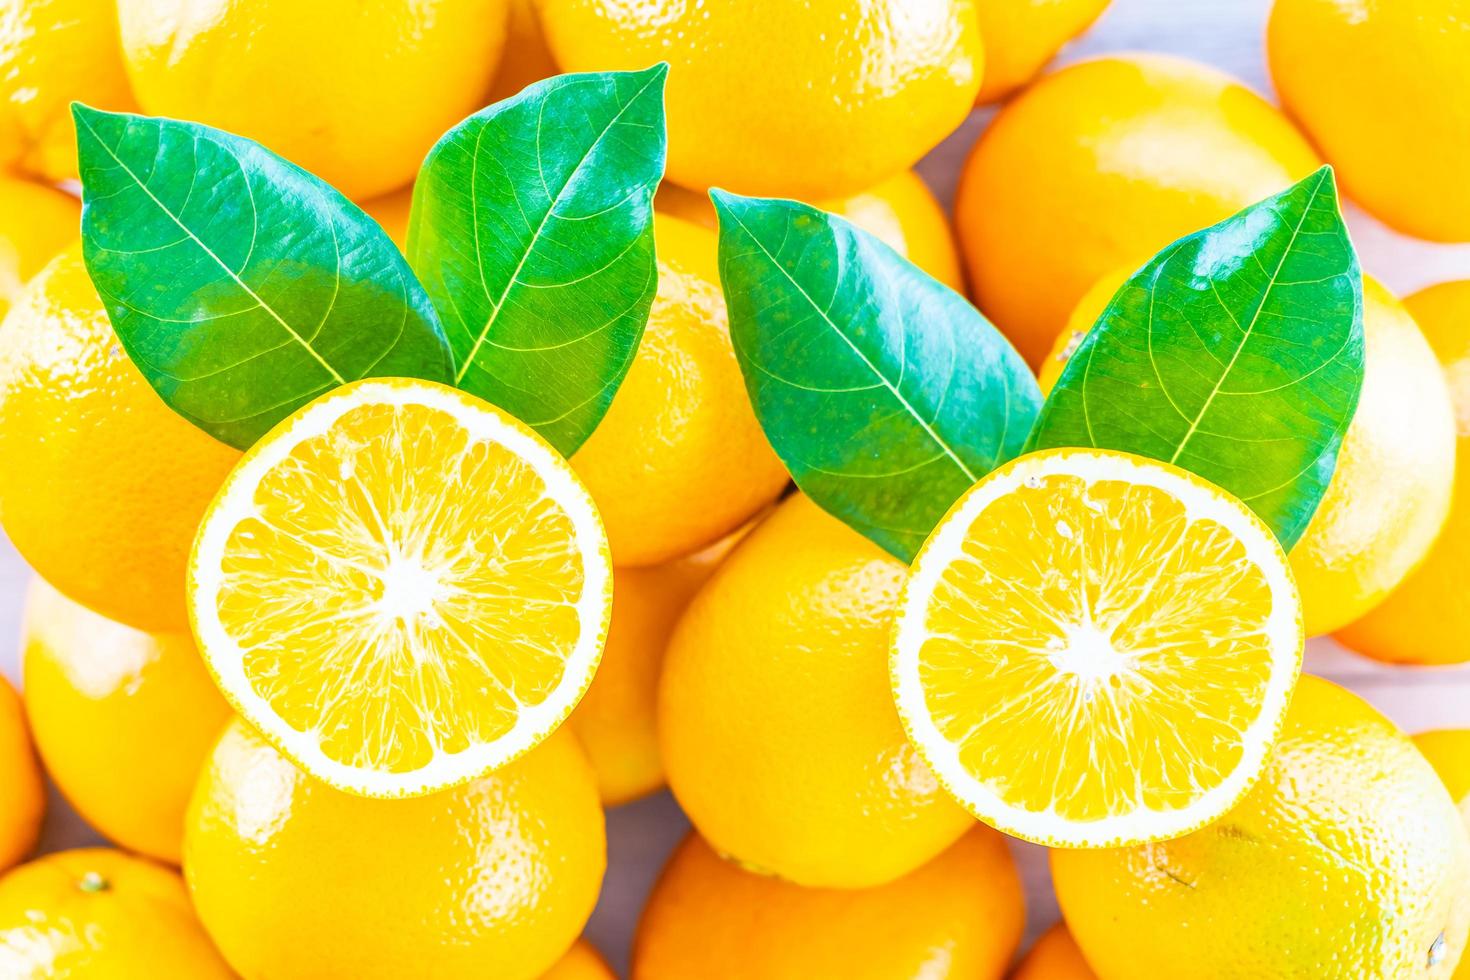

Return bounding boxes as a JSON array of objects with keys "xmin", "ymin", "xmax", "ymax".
[
  {"xmin": 190, "ymin": 379, "xmax": 611, "ymax": 798},
  {"xmin": 892, "ymin": 448, "xmax": 1302, "ymax": 847}
]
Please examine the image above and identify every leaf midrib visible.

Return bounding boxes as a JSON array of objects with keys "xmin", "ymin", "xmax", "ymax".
[
  {"xmin": 454, "ymin": 70, "xmax": 662, "ymax": 385},
  {"xmin": 724, "ymin": 206, "xmax": 979, "ymax": 484},
  {"xmin": 1162, "ymin": 170, "xmax": 1326, "ymax": 466},
  {"xmin": 77, "ymin": 113, "xmax": 346, "ymax": 386}
]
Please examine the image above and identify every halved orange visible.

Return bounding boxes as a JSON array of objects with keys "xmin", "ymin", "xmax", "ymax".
[
  {"xmin": 891, "ymin": 447, "xmax": 1303, "ymax": 847},
  {"xmin": 189, "ymin": 379, "xmax": 612, "ymax": 798}
]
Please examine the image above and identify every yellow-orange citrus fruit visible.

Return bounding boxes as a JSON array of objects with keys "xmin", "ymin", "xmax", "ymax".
[
  {"xmin": 1053, "ymin": 676, "xmax": 1470, "ymax": 980},
  {"xmin": 1036, "ymin": 267, "xmax": 1131, "ymax": 394},
  {"xmin": 1287, "ymin": 278, "xmax": 1455, "ymax": 636},
  {"xmin": 1339, "ymin": 280, "xmax": 1470, "ymax": 665},
  {"xmin": 568, "ymin": 532, "xmax": 743, "ymax": 806},
  {"xmin": 633, "ymin": 828, "xmax": 1023, "ymax": 979},
  {"xmin": 1268, "ymin": 0, "xmax": 1470, "ymax": 242},
  {"xmin": 0, "ymin": 676, "xmax": 42, "ymax": 874},
  {"xmin": 185, "ymin": 720, "xmax": 605, "ymax": 980},
  {"xmin": 0, "ymin": 244, "xmax": 239, "ymax": 631},
  {"xmin": 189, "ymin": 378, "xmax": 612, "ymax": 798},
  {"xmin": 956, "ymin": 54, "xmax": 1320, "ymax": 367},
  {"xmin": 361, "ymin": 186, "xmax": 413, "ymax": 251},
  {"xmin": 1416, "ymin": 731, "xmax": 1470, "ymax": 980},
  {"xmin": 974, "ymin": 0, "xmax": 1111, "ymax": 102},
  {"xmin": 0, "ymin": 848, "xmax": 233, "ymax": 977},
  {"xmin": 0, "ymin": 176, "xmax": 77, "ymax": 318},
  {"xmin": 21, "ymin": 577, "xmax": 231, "ymax": 864},
  {"xmin": 487, "ymin": 0, "xmax": 557, "ymax": 103},
  {"xmin": 542, "ymin": 940, "xmax": 615, "ymax": 980},
  {"xmin": 893, "ymin": 447, "xmax": 1303, "ymax": 847},
  {"xmin": 571, "ymin": 214, "xmax": 789, "ymax": 567},
  {"xmin": 116, "ymin": 0, "xmax": 512, "ymax": 200},
  {"xmin": 1013, "ymin": 924, "xmax": 1098, "ymax": 980},
  {"xmin": 539, "ymin": 0, "xmax": 983, "ymax": 199},
  {"xmin": 0, "ymin": 0, "xmax": 138, "ymax": 181},
  {"xmin": 656, "ymin": 170, "xmax": 965, "ymax": 292},
  {"xmin": 659, "ymin": 494, "xmax": 973, "ymax": 888}
]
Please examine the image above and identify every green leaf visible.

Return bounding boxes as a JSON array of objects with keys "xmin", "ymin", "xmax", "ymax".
[
  {"xmin": 73, "ymin": 104, "xmax": 453, "ymax": 450},
  {"xmin": 714, "ymin": 191, "xmax": 1042, "ymax": 563},
  {"xmin": 1028, "ymin": 166, "xmax": 1364, "ymax": 548},
  {"xmin": 407, "ymin": 65, "xmax": 668, "ymax": 457}
]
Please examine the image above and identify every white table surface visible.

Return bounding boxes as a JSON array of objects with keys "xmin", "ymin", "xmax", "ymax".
[{"xmin": 4, "ymin": 1, "xmax": 1470, "ymax": 975}]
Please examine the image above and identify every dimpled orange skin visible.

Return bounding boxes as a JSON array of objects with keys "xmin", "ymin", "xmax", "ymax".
[
  {"xmin": 1416, "ymin": 730, "xmax": 1470, "ymax": 980},
  {"xmin": 1338, "ymin": 281, "xmax": 1470, "ymax": 665},
  {"xmin": 658, "ymin": 494, "xmax": 973, "ymax": 889},
  {"xmin": 1287, "ymin": 278, "xmax": 1456, "ymax": 637},
  {"xmin": 539, "ymin": 0, "xmax": 983, "ymax": 199},
  {"xmin": 1053, "ymin": 677, "xmax": 1470, "ymax": 980},
  {"xmin": 0, "ymin": 0, "xmax": 139, "ymax": 181},
  {"xmin": 633, "ymin": 828, "xmax": 1023, "ymax": 980},
  {"xmin": 955, "ymin": 53, "xmax": 1321, "ymax": 367},
  {"xmin": 21, "ymin": 578, "xmax": 231, "ymax": 864},
  {"xmin": 185, "ymin": 720, "xmax": 606, "ymax": 980},
  {"xmin": 0, "ymin": 676, "xmax": 42, "ymax": 874},
  {"xmin": 0, "ymin": 245, "xmax": 240, "ymax": 632},
  {"xmin": 656, "ymin": 169, "xmax": 966, "ymax": 293},
  {"xmin": 542, "ymin": 940, "xmax": 615, "ymax": 980},
  {"xmin": 0, "ymin": 176, "xmax": 77, "ymax": 317},
  {"xmin": 1012, "ymin": 924, "xmax": 1099, "ymax": 980},
  {"xmin": 1268, "ymin": 0, "xmax": 1470, "ymax": 243},
  {"xmin": 116, "ymin": 0, "xmax": 511, "ymax": 201},
  {"xmin": 974, "ymin": 0, "xmax": 1111, "ymax": 103},
  {"xmin": 570, "ymin": 214, "xmax": 789, "ymax": 567},
  {"xmin": 0, "ymin": 848, "xmax": 234, "ymax": 978},
  {"xmin": 567, "ymin": 532, "xmax": 742, "ymax": 806}
]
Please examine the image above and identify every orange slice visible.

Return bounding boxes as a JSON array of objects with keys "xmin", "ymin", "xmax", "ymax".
[
  {"xmin": 891, "ymin": 447, "xmax": 1303, "ymax": 847},
  {"xmin": 189, "ymin": 378, "xmax": 611, "ymax": 798}
]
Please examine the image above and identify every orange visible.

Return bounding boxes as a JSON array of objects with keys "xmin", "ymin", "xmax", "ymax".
[
  {"xmin": 1287, "ymin": 278, "xmax": 1456, "ymax": 636},
  {"xmin": 659, "ymin": 494, "xmax": 973, "ymax": 889},
  {"xmin": 487, "ymin": 0, "xmax": 558, "ymax": 103},
  {"xmin": 0, "ymin": 176, "xmax": 77, "ymax": 318},
  {"xmin": 1416, "ymin": 730, "xmax": 1470, "ymax": 980},
  {"xmin": 570, "ymin": 214, "xmax": 789, "ymax": 567},
  {"xmin": 539, "ymin": 0, "xmax": 983, "ymax": 199},
  {"xmin": 634, "ymin": 828, "xmax": 1022, "ymax": 979},
  {"xmin": 542, "ymin": 940, "xmax": 615, "ymax": 980},
  {"xmin": 21, "ymin": 577, "xmax": 231, "ymax": 864},
  {"xmin": 0, "ymin": 676, "xmax": 42, "ymax": 874},
  {"xmin": 1036, "ymin": 267, "xmax": 1131, "ymax": 394},
  {"xmin": 1012, "ymin": 924, "xmax": 1098, "ymax": 980},
  {"xmin": 0, "ymin": 0, "xmax": 138, "ymax": 181},
  {"xmin": 189, "ymin": 378, "xmax": 612, "ymax": 799},
  {"xmin": 656, "ymin": 170, "xmax": 965, "ymax": 292},
  {"xmin": 0, "ymin": 244, "xmax": 239, "ymax": 632},
  {"xmin": 0, "ymin": 848, "xmax": 233, "ymax": 977},
  {"xmin": 1052, "ymin": 676, "xmax": 1470, "ymax": 979},
  {"xmin": 1268, "ymin": 0, "xmax": 1470, "ymax": 242},
  {"xmin": 185, "ymin": 720, "xmax": 605, "ymax": 980},
  {"xmin": 361, "ymin": 185, "xmax": 413, "ymax": 251},
  {"xmin": 116, "ymin": 0, "xmax": 512, "ymax": 200},
  {"xmin": 567, "ymin": 532, "xmax": 743, "ymax": 806},
  {"xmin": 974, "ymin": 0, "xmax": 1111, "ymax": 103},
  {"xmin": 893, "ymin": 447, "xmax": 1303, "ymax": 847},
  {"xmin": 955, "ymin": 53, "xmax": 1320, "ymax": 367},
  {"xmin": 1339, "ymin": 280, "xmax": 1470, "ymax": 664}
]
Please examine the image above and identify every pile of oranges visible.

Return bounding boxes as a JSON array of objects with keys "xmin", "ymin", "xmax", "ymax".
[{"xmin": 0, "ymin": 1, "xmax": 1467, "ymax": 978}]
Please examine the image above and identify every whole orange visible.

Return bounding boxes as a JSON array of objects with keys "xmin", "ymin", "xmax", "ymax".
[
  {"xmin": 1012, "ymin": 924, "xmax": 1099, "ymax": 980},
  {"xmin": 21, "ymin": 577, "xmax": 231, "ymax": 863},
  {"xmin": 974, "ymin": 0, "xmax": 1111, "ymax": 102},
  {"xmin": 956, "ymin": 54, "xmax": 1320, "ymax": 367},
  {"xmin": 0, "ymin": 675, "xmax": 42, "ymax": 874},
  {"xmin": 0, "ymin": 244, "xmax": 240, "ymax": 631},
  {"xmin": 0, "ymin": 176, "xmax": 78, "ymax": 317},
  {"xmin": 633, "ymin": 828, "xmax": 1023, "ymax": 979},
  {"xmin": 539, "ymin": 0, "xmax": 983, "ymax": 199}
]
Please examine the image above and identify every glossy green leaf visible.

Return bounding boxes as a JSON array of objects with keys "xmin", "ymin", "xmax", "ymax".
[
  {"xmin": 714, "ymin": 191, "xmax": 1042, "ymax": 563},
  {"xmin": 407, "ymin": 66, "xmax": 668, "ymax": 457},
  {"xmin": 1029, "ymin": 166, "xmax": 1364, "ymax": 548},
  {"xmin": 73, "ymin": 104, "xmax": 453, "ymax": 450}
]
